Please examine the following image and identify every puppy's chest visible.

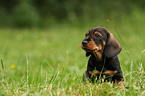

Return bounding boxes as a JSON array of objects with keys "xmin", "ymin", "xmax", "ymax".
[
  {"xmin": 89, "ymin": 63, "xmax": 117, "ymax": 76},
  {"xmin": 95, "ymin": 64, "xmax": 109, "ymax": 72}
]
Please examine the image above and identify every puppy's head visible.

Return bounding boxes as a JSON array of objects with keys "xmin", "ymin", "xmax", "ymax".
[{"xmin": 81, "ymin": 27, "xmax": 122, "ymax": 59}]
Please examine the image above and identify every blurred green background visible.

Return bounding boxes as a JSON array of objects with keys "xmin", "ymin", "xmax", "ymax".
[
  {"xmin": 0, "ymin": 0, "xmax": 145, "ymax": 28},
  {"xmin": 1, "ymin": 0, "xmax": 145, "ymax": 95}
]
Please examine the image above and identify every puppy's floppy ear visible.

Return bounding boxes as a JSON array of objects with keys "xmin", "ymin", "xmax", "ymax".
[
  {"xmin": 86, "ymin": 52, "xmax": 91, "ymax": 57},
  {"xmin": 104, "ymin": 33, "xmax": 122, "ymax": 58}
]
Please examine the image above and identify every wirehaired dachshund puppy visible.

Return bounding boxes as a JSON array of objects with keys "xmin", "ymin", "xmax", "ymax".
[{"xmin": 81, "ymin": 27, "xmax": 124, "ymax": 85}]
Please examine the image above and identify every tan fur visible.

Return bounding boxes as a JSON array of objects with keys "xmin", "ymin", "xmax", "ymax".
[{"xmin": 103, "ymin": 70, "xmax": 117, "ymax": 76}]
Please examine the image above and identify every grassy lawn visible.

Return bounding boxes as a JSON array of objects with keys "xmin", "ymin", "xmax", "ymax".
[{"xmin": 0, "ymin": 17, "xmax": 145, "ymax": 95}]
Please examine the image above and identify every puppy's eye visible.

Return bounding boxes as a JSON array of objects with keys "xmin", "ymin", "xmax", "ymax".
[{"xmin": 95, "ymin": 34, "xmax": 101, "ymax": 38}]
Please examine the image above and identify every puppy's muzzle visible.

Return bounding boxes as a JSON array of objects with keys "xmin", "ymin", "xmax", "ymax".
[{"xmin": 82, "ymin": 41, "xmax": 88, "ymax": 47}]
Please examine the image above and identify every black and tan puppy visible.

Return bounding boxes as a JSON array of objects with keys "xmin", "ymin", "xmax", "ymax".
[{"xmin": 81, "ymin": 27, "xmax": 124, "ymax": 85}]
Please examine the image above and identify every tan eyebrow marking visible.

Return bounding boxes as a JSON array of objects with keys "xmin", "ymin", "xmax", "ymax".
[
  {"xmin": 94, "ymin": 32, "xmax": 98, "ymax": 34},
  {"xmin": 94, "ymin": 31, "xmax": 102, "ymax": 37}
]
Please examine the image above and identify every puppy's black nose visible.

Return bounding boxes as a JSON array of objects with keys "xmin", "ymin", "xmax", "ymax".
[{"xmin": 82, "ymin": 41, "xmax": 88, "ymax": 46}]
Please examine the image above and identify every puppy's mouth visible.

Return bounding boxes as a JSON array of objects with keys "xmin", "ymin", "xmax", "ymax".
[{"xmin": 81, "ymin": 45, "xmax": 100, "ymax": 52}]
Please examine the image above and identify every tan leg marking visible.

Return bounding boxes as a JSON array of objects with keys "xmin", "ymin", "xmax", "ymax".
[
  {"xmin": 103, "ymin": 70, "xmax": 117, "ymax": 76},
  {"xmin": 89, "ymin": 70, "xmax": 100, "ymax": 75}
]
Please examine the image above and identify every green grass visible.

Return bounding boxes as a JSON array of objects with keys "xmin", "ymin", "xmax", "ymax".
[{"xmin": 1, "ymin": 13, "xmax": 145, "ymax": 95}]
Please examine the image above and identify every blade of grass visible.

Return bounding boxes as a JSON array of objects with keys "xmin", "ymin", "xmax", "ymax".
[
  {"xmin": 25, "ymin": 53, "xmax": 29, "ymax": 89},
  {"xmin": 1, "ymin": 59, "xmax": 4, "ymax": 70},
  {"xmin": 1, "ymin": 59, "xmax": 6, "ymax": 82}
]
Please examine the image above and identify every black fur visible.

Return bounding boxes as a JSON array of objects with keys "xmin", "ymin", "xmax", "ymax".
[{"xmin": 82, "ymin": 27, "xmax": 124, "ymax": 83}]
